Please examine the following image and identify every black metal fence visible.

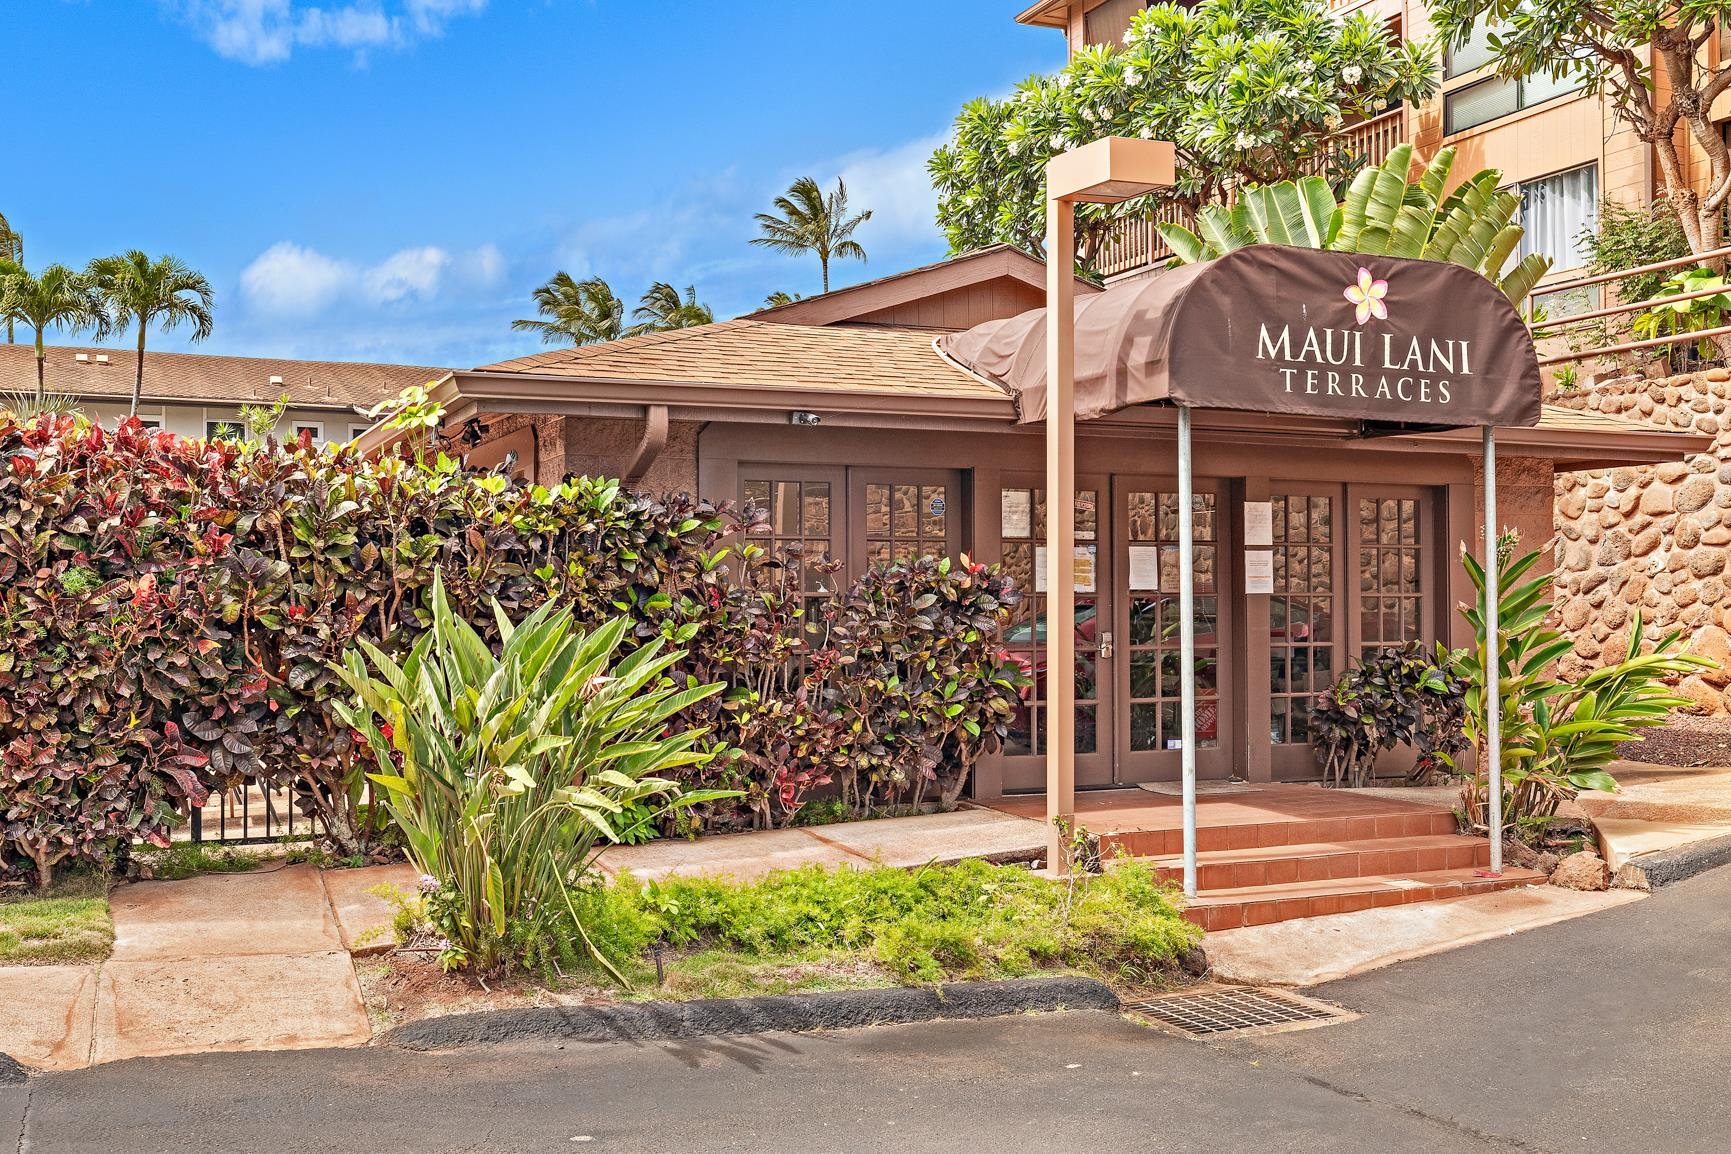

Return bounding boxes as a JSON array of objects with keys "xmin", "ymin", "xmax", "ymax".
[{"xmin": 183, "ymin": 782, "xmax": 309, "ymax": 845}]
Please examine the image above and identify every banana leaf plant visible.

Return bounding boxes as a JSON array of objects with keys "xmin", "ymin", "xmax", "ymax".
[
  {"xmin": 334, "ymin": 572, "xmax": 735, "ymax": 982},
  {"xmin": 1158, "ymin": 143, "xmax": 1552, "ymax": 307},
  {"xmin": 1445, "ymin": 541, "xmax": 1714, "ymax": 831}
]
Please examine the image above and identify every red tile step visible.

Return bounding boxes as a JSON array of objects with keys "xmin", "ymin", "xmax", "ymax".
[
  {"xmin": 1101, "ymin": 807, "xmax": 1459, "ymax": 859},
  {"xmin": 1145, "ymin": 834, "xmax": 1491, "ymax": 892},
  {"xmin": 1180, "ymin": 866, "xmax": 1548, "ymax": 932}
]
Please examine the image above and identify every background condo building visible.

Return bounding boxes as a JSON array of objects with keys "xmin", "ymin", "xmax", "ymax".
[{"xmin": 1015, "ymin": 0, "xmax": 1715, "ymax": 305}]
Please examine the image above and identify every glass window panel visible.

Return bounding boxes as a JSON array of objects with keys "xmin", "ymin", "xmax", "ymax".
[
  {"xmin": 1271, "ymin": 698, "xmax": 1290, "ymax": 744},
  {"xmin": 1310, "ymin": 497, "xmax": 1331, "ymax": 540},
  {"xmin": 891, "ymin": 484, "xmax": 915, "ymax": 538},
  {"xmin": 1518, "ymin": 165, "xmax": 1598, "ymax": 271},
  {"xmin": 803, "ymin": 483, "xmax": 831, "ymax": 536},
  {"xmin": 1130, "ymin": 652, "xmax": 1162, "ymax": 698},
  {"xmin": 1129, "ymin": 491, "xmax": 1157, "ymax": 541},
  {"xmin": 1130, "ymin": 703, "xmax": 1161, "ymax": 752},
  {"xmin": 1444, "ymin": 74, "xmax": 1518, "ymax": 134},
  {"xmin": 1290, "ymin": 702, "xmax": 1313, "ymax": 744},
  {"xmin": 1002, "ymin": 542, "xmax": 1034, "ymax": 591},
  {"xmin": 865, "ymin": 483, "xmax": 890, "ymax": 536},
  {"xmin": 922, "ymin": 485, "xmax": 946, "ymax": 540},
  {"xmin": 1002, "ymin": 489, "xmax": 1032, "ymax": 539},
  {"xmin": 1075, "ymin": 657, "xmax": 1097, "ymax": 700},
  {"xmin": 1076, "ymin": 490, "xmax": 1098, "ymax": 541},
  {"xmin": 1129, "ymin": 596, "xmax": 1160, "ymax": 645},
  {"xmin": 744, "ymin": 479, "xmax": 770, "ymax": 510},
  {"xmin": 1445, "ymin": 16, "xmax": 1498, "ymax": 77},
  {"xmin": 1075, "ymin": 706, "xmax": 1097, "ymax": 754}
]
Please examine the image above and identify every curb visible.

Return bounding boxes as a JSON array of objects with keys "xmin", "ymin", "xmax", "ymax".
[
  {"xmin": 385, "ymin": 975, "xmax": 1119, "ymax": 1052},
  {"xmin": 0, "ymin": 1054, "xmax": 26, "ymax": 1085},
  {"xmin": 1623, "ymin": 831, "xmax": 1731, "ymax": 890}
]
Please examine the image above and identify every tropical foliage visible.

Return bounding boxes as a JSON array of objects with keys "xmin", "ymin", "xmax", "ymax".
[
  {"xmin": 1157, "ymin": 143, "xmax": 1552, "ymax": 305},
  {"xmin": 1449, "ymin": 540, "xmax": 1714, "ymax": 828},
  {"xmin": 0, "ymin": 212, "xmax": 21, "ymax": 344},
  {"xmin": 336, "ymin": 578, "xmax": 732, "ymax": 979},
  {"xmin": 0, "ymin": 411, "xmax": 1027, "ymax": 887},
  {"xmin": 928, "ymin": 0, "xmax": 1437, "ymax": 265},
  {"xmin": 1630, "ymin": 267, "xmax": 1731, "ymax": 370},
  {"xmin": 0, "ymin": 263, "xmax": 107, "ymax": 406},
  {"xmin": 626, "ymin": 281, "xmax": 713, "ymax": 334},
  {"xmin": 513, "ymin": 274, "xmax": 713, "ymax": 345},
  {"xmin": 86, "ymin": 251, "xmax": 216, "ymax": 417},
  {"xmin": 752, "ymin": 176, "xmax": 871, "ymax": 293},
  {"xmin": 1428, "ymin": 0, "xmax": 1731, "ymax": 255},
  {"xmin": 511, "ymin": 273, "xmax": 626, "ymax": 346},
  {"xmin": 1311, "ymin": 642, "xmax": 1470, "ymax": 788}
]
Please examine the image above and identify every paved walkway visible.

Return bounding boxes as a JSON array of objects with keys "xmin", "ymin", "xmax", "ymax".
[{"xmin": 0, "ymin": 863, "xmax": 414, "ymax": 1070}]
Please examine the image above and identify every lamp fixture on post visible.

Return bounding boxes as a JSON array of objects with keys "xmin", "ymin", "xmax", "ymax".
[{"xmin": 1043, "ymin": 136, "xmax": 1175, "ymax": 877}]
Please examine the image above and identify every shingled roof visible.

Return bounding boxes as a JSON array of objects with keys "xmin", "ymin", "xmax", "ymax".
[
  {"xmin": 0, "ymin": 344, "xmax": 451, "ymax": 410},
  {"xmin": 478, "ymin": 320, "xmax": 1001, "ymax": 401}
]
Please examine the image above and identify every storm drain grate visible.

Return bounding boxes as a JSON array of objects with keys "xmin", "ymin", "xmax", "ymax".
[{"xmin": 1124, "ymin": 987, "xmax": 1351, "ymax": 1037}]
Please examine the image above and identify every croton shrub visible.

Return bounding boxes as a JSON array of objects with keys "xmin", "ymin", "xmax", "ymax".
[{"xmin": 0, "ymin": 414, "xmax": 1026, "ymax": 885}]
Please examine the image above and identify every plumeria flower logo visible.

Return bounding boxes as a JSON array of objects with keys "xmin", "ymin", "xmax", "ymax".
[{"xmin": 1344, "ymin": 266, "xmax": 1389, "ymax": 325}]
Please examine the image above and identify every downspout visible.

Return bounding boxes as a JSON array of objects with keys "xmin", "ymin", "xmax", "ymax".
[{"xmin": 623, "ymin": 404, "xmax": 669, "ymax": 487}]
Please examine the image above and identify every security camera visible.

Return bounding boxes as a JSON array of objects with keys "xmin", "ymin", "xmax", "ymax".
[{"xmin": 789, "ymin": 411, "xmax": 822, "ymax": 426}]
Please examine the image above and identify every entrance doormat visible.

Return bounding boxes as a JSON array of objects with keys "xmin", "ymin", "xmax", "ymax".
[{"xmin": 1135, "ymin": 781, "xmax": 1262, "ymax": 796}]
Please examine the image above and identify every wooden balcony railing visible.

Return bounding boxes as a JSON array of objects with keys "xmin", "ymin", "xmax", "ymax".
[{"xmin": 1092, "ymin": 109, "xmax": 1406, "ymax": 280}]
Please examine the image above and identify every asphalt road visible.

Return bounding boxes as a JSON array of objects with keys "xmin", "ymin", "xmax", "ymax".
[{"xmin": 8, "ymin": 866, "xmax": 1730, "ymax": 1154}]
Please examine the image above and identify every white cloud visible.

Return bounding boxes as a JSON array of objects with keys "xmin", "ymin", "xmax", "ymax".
[
  {"xmin": 175, "ymin": 0, "xmax": 487, "ymax": 66},
  {"xmin": 834, "ymin": 134, "xmax": 946, "ymax": 247},
  {"xmin": 239, "ymin": 240, "xmax": 504, "ymax": 316},
  {"xmin": 361, "ymin": 245, "xmax": 449, "ymax": 304},
  {"xmin": 238, "ymin": 241, "xmax": 351, "ymax": 315}
]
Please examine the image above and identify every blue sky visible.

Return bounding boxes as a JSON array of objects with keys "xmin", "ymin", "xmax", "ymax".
[{"xmin": 3, "ymin": 2, "xmax": 1062, "ymax": 368}]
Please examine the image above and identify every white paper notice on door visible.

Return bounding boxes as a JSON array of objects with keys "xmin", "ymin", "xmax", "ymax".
[
  {"xmin": 1244, "ymin": 500, "xmax": 1274, "ymax": 547},
  {"xmin": 1033, "ymin": 545, "xmax": 1097, "ymax": 593},
  {"xmin": 1128, "ymin": 544, "xmax": 1161, "ymax": 591},
  {"xmin": 1244, "ymin": 548, "xmax": 1275, "ymax": 594},
  {"xmin": 1001, "ymin": 489, "xmax": 1033, "ymax": 538}
]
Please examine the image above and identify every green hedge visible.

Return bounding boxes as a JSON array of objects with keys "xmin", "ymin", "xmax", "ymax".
[{"xmin": 0, "ymin": 415, "xmax": 1026, "ymax": 886}]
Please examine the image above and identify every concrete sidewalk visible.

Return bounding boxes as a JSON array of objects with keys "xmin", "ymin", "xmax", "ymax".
[
  {"xmin": 1586, "ymin": 760, "xmax": 1731, "ymax": 871},
  {"xmin": 595, "ymin": 807, "xmax": 1045, "ymax": 882},
  {"xmin": 0, "ymin": 864, "xmax": 392, "ymax": 1070}
]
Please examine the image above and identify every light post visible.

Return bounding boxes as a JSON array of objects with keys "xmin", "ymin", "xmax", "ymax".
[{"xmin": 1044, "ymin": 137, "xmax": 1175, "ymax": 876}]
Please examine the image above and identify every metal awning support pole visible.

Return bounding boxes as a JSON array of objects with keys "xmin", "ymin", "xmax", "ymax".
[
  {"xmin": 1178, "ymin": 404, "xmax": 1198, "ymax": 898},
  {"xmin": 1044, "ymin": 191, "xmax": 1077, "ymax": 875},
  {"xmin": 1483, "ymin": 424, "xmax": 1503, "ymax": 874}
]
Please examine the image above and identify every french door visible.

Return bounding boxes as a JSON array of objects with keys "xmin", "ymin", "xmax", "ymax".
[
  {"xmin": 996, "ymin": 473, "xmax": 1114, "ymax": 791},
  {"xmin": 1112, "ymin": 477, "xmax": 1234, "ymax": 783}
]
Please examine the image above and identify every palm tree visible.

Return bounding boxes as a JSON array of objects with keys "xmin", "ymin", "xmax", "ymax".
[
  {"xmin": 751, "ymin": 177, "xmax": 871, "ymax": 293},
  {"xmin": 626, "ymin": 282, "xmax": 713, "ymax": 336},
  {"xmin": 0, "ymin": 213, "xmax": 21, "ymax": 344},
  {"xmin": 88, "ymin": 251, "xmax": 216, "ymax": 416},
  {"xmin": 512, "ymin": 273, "xmax": 627, "ymax": 345},
  {"xmin": 762, "ymin": 290, "xmax": 801, "ymax": 308},
  {"xmin": 0, "ymin": 262, "xmax": 107, "ymax": 406}
]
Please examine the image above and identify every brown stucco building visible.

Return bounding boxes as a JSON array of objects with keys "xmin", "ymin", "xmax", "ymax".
[{"xmin": 427, "ymin": 244, "xmax": 1705, "ymax": 795}]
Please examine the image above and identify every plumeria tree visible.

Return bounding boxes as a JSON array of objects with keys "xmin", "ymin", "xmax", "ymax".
[
  {"xmin": 1429, "ymin": 0, "xmax": 1731, "ymax": 256},
  {"xmin": 929, "ymin": 0, "xmax": 1438, "ymax": 267}
]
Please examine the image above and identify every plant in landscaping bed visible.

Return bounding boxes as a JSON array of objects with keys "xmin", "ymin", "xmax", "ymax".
[
  {"xmin": 1449, "ymin": 537, "xmax": 1715, "ymax": 829},
  {"xmin": 816, "ymin": 555, "xmax": 1029, "ymax": 815},
  {"xmin": 1310, "ymin": 642, "xmax": 1469, "ymax": 788},
  {"xmin": 1631, "ymin": 268, "xmax": 1731, "ymax": 372},
  {"xmin": 617, "ymin": 856, "xmax": 1200, "ymax": 989},
  {"xmin": 336, "ymin": 575, "xmax": 735, "ymax": 981}
]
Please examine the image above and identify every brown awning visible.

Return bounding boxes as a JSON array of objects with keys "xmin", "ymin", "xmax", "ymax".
[{"xmin": 937, "ymin": 245, "xmax": 1543, "ymax": 430}]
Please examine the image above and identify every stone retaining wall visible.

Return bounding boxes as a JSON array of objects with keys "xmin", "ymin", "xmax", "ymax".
[{"xmin": 1551, "ymin": 369, "xmax": 1731, "ymax": 713}]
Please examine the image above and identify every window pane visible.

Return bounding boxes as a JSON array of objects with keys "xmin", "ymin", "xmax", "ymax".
[
  {"xmin": 1518, "ymin": 165, "xmax": 1598, "ymax": 271},
  {"xmin": 1444, "ymin": 75, "xmax": 1517, "ymax": 133},
  {"xmin": 1445, "ymin": 17, "xmax": 1498, "ymax": 77}
]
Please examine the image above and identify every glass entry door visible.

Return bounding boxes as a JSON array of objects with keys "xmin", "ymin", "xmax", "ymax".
[
  {"xmin": 1113, "ymin": 477, "xmax": 1233, "ymax": 783},
  {"xmin": 996, "ymin": 474, "xmax": 1114, "ymax": 791}
]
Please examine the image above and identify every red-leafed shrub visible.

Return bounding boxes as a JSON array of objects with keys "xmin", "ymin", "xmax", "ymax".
[{"xmin": 0, "ymin": 413, "xmax": 1026, "ymax": 884}]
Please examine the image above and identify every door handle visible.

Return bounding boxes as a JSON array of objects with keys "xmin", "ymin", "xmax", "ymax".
[{"xmin": 1099, "ymin": 631, "xmax": 1115, "ymax": 660}]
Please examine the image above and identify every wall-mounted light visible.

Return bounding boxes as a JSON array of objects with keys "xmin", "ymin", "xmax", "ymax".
[{"xmin": 789, "ymin": 411, "xmax": 822, "ymax": 426}]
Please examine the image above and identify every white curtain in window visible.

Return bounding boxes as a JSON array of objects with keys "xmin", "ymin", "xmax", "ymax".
[{"xmin": 1519, "ymin": 165, "xmax": 1598, "ymax": 272}]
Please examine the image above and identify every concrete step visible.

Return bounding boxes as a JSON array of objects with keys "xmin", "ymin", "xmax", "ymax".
[
  {"xmin": 1182, "ymin": 866, "xmax": 1548, "ymax": 932},
  {"xmin": 1101, "ymin": 805, "xmax": 1458, "ymax": 858},
  {"xmin": 1146, "ymin": 834, "xmax": 1491, "ymax": 892}
]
